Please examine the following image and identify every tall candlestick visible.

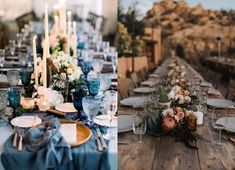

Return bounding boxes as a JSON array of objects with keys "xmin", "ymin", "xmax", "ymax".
[
  {"xmin": 43, "ymin": 40, "xmax": 47, "ymax": 88},
  {"xmin": 54, "ymin": 15, "xmax": 59, "ymax": 35},
  {"xmin": 43, "ymin": 3, "xmax": 49, "ymax": 88},
  {"xmin": 59, "ymin": 0, "xmax": 66, "ymax": 36},
  {"xmin": 33, "ymin": 35, "xmax": 38, "ymax": 88},
  {"xmin": 72, "ymin": 21, "xmax": 77, "ymax": 57},
  {"xmin": 67, "ymin": 10, "xmax": 72, "ymax": 23},
  {"xmin": 67, "ymin": 21, "xmax": 71, "ymax": 55},
  {"xmin": 45, "ymin": 3, "xmax": 49, "ymax": 42}
]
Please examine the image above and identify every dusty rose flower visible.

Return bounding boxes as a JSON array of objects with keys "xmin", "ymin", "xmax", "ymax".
[
  {"xmin": 183, "ymin": 90, "xmax": 190, "ymax": 96},
  {"xmin": 177, "ymin": 111, "xmax": 185, "ymax": 121},
  {"xmin": 186, "ymin": 110, "xmax": 194, "ymax": 117},
  {"xmin": 175, "ymin": 107, "xmax": 183, "ymax": 113},
  {"xmin": 162, "ymin": 116, "xmax": 176, "ymax": 132}
]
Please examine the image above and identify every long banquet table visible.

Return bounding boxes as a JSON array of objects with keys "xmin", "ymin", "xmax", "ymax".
[{"xmin": 118, "ymin": 57, "xmax": 235, "ymax": 170}]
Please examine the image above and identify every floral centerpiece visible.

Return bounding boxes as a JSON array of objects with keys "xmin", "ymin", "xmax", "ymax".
[{"xmin": 146, "ymin": 59, "xmax": 199, "ymax": 149}]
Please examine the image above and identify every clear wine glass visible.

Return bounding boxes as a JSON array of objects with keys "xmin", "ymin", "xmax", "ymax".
[
  {"xmin": 132, "ymin": 114, "xmax": 146, "ymax": 143},
  {"xmin": 111, "ymin": 52, "xmax": 117, "ymax": 74},
  {"xmin": 103, "ymin": 90, "xmax": 117, "ymax": 140},
  {"xmin": 211, "ymin": 107, "xmax": 225, "ymax": 147},
  {"xmin": 0, "ymin": 49, "xmax": 5, "ymax": 77},
  {"xmin": 17, "ymin": 33, "xmax": 22, "ymax": 50},
  {"xmin": 9, "ymin": 40, "xmax": 16, "ymax": 56},
  {"xmin": 92, "ymin": 59, "xmax": 104, "ymax": 73},
  {"xmin": 7, "ymin": 70, "xmax": 20, "ymax": 88}
]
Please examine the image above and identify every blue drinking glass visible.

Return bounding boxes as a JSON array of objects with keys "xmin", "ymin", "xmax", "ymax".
[
  {"xmin": 8, "ymin": 87, "xmax": 21, "ymax": 117},
  {"xmin": 72, "ymin": 85, "xmax": 88, "ymax": 121},
  {"xmin": 81, "ymin": 61, "xmax": 92, "ymax": 80},
  {"xmin": 21, "ymin": 67, "xmax": 32, "ymax": 86},
  {"xmin": 87, "ymin": 75, "xmax": 100, "ymax": 97}
]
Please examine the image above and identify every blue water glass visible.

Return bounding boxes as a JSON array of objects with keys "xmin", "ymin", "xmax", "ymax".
[
  {"xmin": 81, "ymin": 61, "xmax": 92, "ymax": 78},
  {"xmin": 72, "ymin": 86, "xmax": 88, "ymax": 120},
  {"xmin": 21, "ymin": 68, "xmax": 32, "ymax": 86},
  {"xmin": 8, "ymin": 88, "xmax": 21, "ymax": 109},
  {"xmin": 87, "ymin": 76, "xmax": 100, "ymax": 96}
]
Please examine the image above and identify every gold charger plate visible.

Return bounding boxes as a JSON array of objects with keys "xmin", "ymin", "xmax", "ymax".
[{"xmin": 34, "ymin": 120, "xmax": 92, "ymax": 147}]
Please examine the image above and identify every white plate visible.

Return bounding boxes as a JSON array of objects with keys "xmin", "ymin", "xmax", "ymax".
[
  {"xmin": 207, "ymin": 99, "xmax": 234, "ymax": 108},
  {"xmin": 93, "ymin": 115, "xmax": 117, "ymax": 127},
  {"xmin": 118, "ymin": 115, "xmax": 134, "ymax": 133},
  {"xmin": 120, "ymin": 97, "xmax": 149, "ymax": 107},
  {"xmin": 216, "ymin": 117, "xmax": 235, "ymax": 133},
  {"xmin": 55, "ymin": 103, "xmax": 77, "ymax": 113},
  {"xmin": 141, "ymin": 81, "xmax": 157, "ymax": 87},
  {"xmin": 134, "ymin": 87, "xmax": 156, "ymax": 94},
  {"xmin": 11, "ymin": 116, "xmax": 42, "ymax": 128},
  {"xmin": 200, "ymin": 82, "xmax": 211, "ymax": 87},
  {"xmin": 207, "ymin": 88, "xmax": 220, "ymax": 95},
  {"xmin": 149, "ymin": 74, "xmax": 159, "ymax": 78}
]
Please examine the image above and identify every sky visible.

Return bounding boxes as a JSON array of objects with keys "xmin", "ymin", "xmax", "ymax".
[{"xmin": 119, "ymin": 0, "xmax": 235, "ymax": 19}]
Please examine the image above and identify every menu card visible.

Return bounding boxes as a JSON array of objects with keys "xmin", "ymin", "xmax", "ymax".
[{"xmin": 60, "ymin": 124, "xmax": 77, "ymax": 144}]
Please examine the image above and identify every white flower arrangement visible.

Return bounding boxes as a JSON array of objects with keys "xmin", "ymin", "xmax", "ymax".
[{"xmin": 36, "ymin": 86, "xmax": 64, "ymax": 108}]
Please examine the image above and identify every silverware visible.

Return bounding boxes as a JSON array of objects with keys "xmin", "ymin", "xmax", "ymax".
[
  {"xmin": 13, "ymin": 126, "xmax": 18, "ymax": 147},
  {"xmin": 18, "ymin": 128, "xmax": 24, "ymax": 151},
  {"xmin": 96, "ymin": 128, "xmax": 107, "ymax": 149},
  {"xmin": 118, "ymin": 141, "xmax": 130, "ymax": 145},
  {"xmin": 94, "ymin": 132, "xmax": 103, "ymax": 152}
]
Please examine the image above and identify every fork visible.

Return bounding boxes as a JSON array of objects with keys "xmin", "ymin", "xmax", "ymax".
[
  {"xmin": 13, "ymin": 126, "xmax": 18, "ymax": 147},
  {"xmin": 18, "ymin": 128, "xmax": 24, "ymax": 151}
]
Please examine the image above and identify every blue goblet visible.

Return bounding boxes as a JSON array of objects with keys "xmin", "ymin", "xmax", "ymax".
[
  {"xmin": 21, "ymin": 67, "xmax": 32, "ymax": 86},
  {"xmin": 72, "ymin": 85, "xmax": 88, "ymax": 121},
  {"xmin": 81, "ymin": 61, "xmax": 92, "ymax": 80},
  {"xmin": 8, "ymin": 87, "xmax": 21, "ymax": 117},
  {"xmin": 87, "ymin": 75, "xmax": 100, "ymax": 97}
]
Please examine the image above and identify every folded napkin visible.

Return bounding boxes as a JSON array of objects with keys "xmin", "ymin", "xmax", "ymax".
[{"xmin": 24, "ymin": 118, "xmax": 72, "ymax": 169}]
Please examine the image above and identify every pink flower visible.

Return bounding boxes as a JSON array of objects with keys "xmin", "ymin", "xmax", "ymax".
[{"xmin": 162, "ymin": 116, "xmax": 176, "ymax": 132}]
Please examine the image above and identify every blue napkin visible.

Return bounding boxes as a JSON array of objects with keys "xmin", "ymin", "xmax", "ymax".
[{"xmin": 24, "ymin": 118, "xmax": 72, "ymax": 169}]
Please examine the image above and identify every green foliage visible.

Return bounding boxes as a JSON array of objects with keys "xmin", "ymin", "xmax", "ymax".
[
  {"xmin": 132, "ymin": 37, "xmax": 145, "ymax": 56},
  {"xmin": 69, "ymin": 78, "xmax": 86, "ymax": 90}
]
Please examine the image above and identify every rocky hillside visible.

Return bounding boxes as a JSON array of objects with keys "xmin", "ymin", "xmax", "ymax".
[{"xmin": 143, "ymin": 0, "xmax": 235, "ymax": 62}]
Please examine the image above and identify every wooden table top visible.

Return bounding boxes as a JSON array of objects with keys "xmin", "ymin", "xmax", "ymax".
[{"xmin": 118, "ymin": 58, "xmax": 235, "ymax": 170}]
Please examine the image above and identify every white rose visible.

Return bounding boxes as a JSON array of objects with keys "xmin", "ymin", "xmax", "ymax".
[
  {"xmin": 185, "ymin": 96, "xmax": 191, "ymax": 103},
  {"xmin": 168, "ymin": 90, "xmax": 175, "ymax": 99}
]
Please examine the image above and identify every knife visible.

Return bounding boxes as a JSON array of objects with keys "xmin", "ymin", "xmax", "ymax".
[
  {"xmin": 96, "ymin": 128, "xmax": 107, "ymax": 149},
  {"xmin": 94, "ymin": 132, "xmax": 103, "ymax": 152}
]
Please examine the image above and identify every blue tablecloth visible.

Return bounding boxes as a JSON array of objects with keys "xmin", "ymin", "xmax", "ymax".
[{"xmin": 1, "ymin": 128, "xmax": 116, "ymax": 170}]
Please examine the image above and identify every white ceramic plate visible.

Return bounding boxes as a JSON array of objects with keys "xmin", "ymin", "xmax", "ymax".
[
  {"xmin": 206, "ymin": 99, "xmax": 234, "ymax": 108},
  {"xmin": 200, "ymin": 82, "xmax": 211, "ymax": 87},
  {"xmin": 207, "ymin": 88, "xmax": 220, "ymax": 95},
  {"xmin": 216, "ymin": 117, "xmax": 235, "ymax": 133},
  {"xmin": 55, "ymin": 103, "xmax": 77, "ymax": 113},
  {"xmin": 93, "ymin": 115, "xmax": 117, "ymax": 127},
  {"xmin": 134, "ymin": 87, "xmax": 156, "ymax": 94},
  {"xmin": 11, "ymin": 116, "xmax": 42, "ymax": 128},
  {"xmin": 149, "ymin": 74, "xmax": 159, "ymax": 78},
  {"xmin": 118, "ymin": 115, "xmax": 134, "ymax": 133},
  {"xmin": 120, "ymin": 97, "xmax": 148, "ymax": 107},
  {"xmin": 141, "ymin": 81, "xmax": 157, "ymax": 87}
]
